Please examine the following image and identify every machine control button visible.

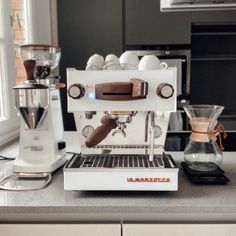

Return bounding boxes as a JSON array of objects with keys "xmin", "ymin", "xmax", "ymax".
[
  {"xmin": 85, "ymin": 111, "xmax": 96, "ymax": 119},
  {"xmin": 58, "ymin": 141, "xmax": 66, "ymax": 150},
  {"xmin": 156, "ymin": 83, "xmax": 174, "ymax": 99},
  {"xmin": 68, "ymin": 84, "xmax": 85, "ymax": 99}
]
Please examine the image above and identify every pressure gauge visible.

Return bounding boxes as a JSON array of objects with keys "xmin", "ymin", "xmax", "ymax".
[
  {"xmin": 82, "ymin": 125, "xmax": 94, "ymax": 138},
  {"xmin": 154, "ymin": 125, "xmax": 162, "ymax": 138}
]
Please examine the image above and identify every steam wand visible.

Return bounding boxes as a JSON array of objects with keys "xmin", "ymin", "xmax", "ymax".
[{"xmin": 149, "ymin": 112, "xmax": 155, "ymax": 162}]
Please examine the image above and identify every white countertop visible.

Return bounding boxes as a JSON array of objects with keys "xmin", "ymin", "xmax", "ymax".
[{"xmin": 0, "ymin": 132, "xmax": 236, "ymax": 222}]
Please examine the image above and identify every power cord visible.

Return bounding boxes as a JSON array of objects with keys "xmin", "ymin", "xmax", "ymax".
[
  {"xmin": 0, "ymin": 152, "xmax": 79, "ymax": 161},
  {"xmin": 66, "ymin": 152, "xmax": 80, "ymax": 155},
  {"xmin": 0, "ymin": 155, "xmax": 16, "ymax": 160}
]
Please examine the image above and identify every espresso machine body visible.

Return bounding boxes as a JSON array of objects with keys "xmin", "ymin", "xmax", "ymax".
[{"xmin": 64, "ymin": 69, "xmax": 179, "ymax": 191}]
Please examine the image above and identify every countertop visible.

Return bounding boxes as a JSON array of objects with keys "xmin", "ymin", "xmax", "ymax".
[{"xmin": 0, "ymin": 132, "xmax": 236, "ymax": 222}]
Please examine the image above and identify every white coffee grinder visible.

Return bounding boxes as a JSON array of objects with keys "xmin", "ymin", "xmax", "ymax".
[{"xmin": 0, "ymin": 45, "xmax": 66, "ymax": 191}]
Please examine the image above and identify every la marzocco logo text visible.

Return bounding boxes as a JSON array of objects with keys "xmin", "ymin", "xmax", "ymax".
[{"xmin": 127, "ymin": 177, "xmax": 171, "ymax": 183}]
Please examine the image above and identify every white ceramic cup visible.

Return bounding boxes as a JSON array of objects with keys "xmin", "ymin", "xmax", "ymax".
[
  {"xmin": 119, "ymin": 51, "xmax": 139, "ymax": 70},
  {"xmin": 104, "ymin": 54, "xmax": 122, "ymax": 70},
  {"xmin": 138, "ymin": 55, "xmax": 168, "ymax": 70},
  {"xmin": 86, "ymin": 54, "xmax": 104, "ymax": 70}
]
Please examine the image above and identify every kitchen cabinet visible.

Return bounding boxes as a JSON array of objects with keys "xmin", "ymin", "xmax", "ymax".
[
  {"xmin": 0, "ymin": 224, "xmax": 121, "ymax": 236},
  {"xmin": 125, "ymin": 0, "xmax": 191, "ymax": 45},
  {"xmin": 123, "ymin": 224, "xmax": 236, "ymax": 236},
  {"xmin": 192, "ymin": 12, "xmax": 236, "ymax": 24},
  {"xmin": 2, "ymin": 223, "xmax": 236, "ymax": 236},
  {"xmin": 57, "ymin": 0, "xmax": 123, "ymax": 69},
  {"xmin": 57, "ymin": 0, "xmax": 123, "ymax": 131}
]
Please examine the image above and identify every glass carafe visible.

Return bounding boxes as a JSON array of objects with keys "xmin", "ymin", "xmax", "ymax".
[{"xmin": 184, "ymin": 105, "xmax": 226, "ymax": 171}]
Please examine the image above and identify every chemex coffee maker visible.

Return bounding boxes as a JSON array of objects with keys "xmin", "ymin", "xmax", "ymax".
[
  {"xmin": 64, "ymin": 52, "xmax": 179, "ymax": 191},
  {"xmin": 182, "ymin": 104, "xmax": 229, "ymax": 184},
  {"xmin": 0, "ymin": 45, "xmax": 66, "ymax": 191}
]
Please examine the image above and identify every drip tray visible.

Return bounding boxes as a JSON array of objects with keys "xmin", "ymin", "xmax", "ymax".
[
  {"xmin": 66, "ymin": 154, "xmax": 177, "ymax": 169},
  {"xmin": 64, "ymin": 154, "xmax": 179, "ymax": 191}
]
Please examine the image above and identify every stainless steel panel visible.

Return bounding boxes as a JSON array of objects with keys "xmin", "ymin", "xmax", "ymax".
[{"xmin": 14, "ymin": 89, "xmax": 49, "ymax": 129}]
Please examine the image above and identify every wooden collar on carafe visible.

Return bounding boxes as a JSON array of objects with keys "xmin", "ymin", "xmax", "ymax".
[{"xmin": 191, "ymin": 119, "xmax": 228, "ymax": 151}]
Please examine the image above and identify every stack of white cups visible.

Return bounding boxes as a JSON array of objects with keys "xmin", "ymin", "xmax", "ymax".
[{"xmin": 85, "ymin": 52, "xmax": 168, "ymax": 71}]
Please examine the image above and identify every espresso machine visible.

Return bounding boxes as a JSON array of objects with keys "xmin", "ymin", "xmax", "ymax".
[
  {"xmin": 0, "ymin": 45, "xmax": 66, "ymax": 191},
  {"xmin": 64, "ymin": 55, "xmax": 179, "ymax": 191}
]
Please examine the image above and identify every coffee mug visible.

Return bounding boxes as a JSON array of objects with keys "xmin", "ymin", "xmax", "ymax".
[
  {"xmin": 119, "ymin": 51, "xmax": 139, "ymax": 70},
  {"xmin": 138, "ymin": 55, "xmax": 168, "ymax": 70},
  {"xmin": 104, "ymin": 54, "xmax": 122, "ymax": 70}
]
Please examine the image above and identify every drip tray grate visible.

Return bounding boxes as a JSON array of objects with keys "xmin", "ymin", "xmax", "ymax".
[{"xmin": 66, "ymin": 154, "xmax": 177, "ymax": 169}]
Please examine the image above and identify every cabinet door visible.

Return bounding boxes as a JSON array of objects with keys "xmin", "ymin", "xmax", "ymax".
[
  {"xmin": 192, "ymin": 12, "xmax": 236, "ymax": 23},
  {"xmin": 0, "ymin": 224, "xmax": 121, "ymax": 236},
  {"xmin": 123, "ymin": 224, "xmax": 236, "ymax": 236},
  {"xmin": 125, "ymin": 0, "xmax": 191, "ymax": 45}
]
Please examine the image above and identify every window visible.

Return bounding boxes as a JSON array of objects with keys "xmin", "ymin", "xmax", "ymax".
[
  {"xmin": 0, "ymin": 1, "xmax": 5, "ymax": 122},
  {"xmin": 0, "ymin": 46, "xmax": 5, "ymax": 121},
  {"xmin": 11, "ymin": 0, "xmax": 27, "ymax": 83},
  {"xmin": 0, "ymin": 0, "xmax": 19, "ymax": 145},
  {"xmin": 0, "ymin": 0, "xmax": 55, "ymax": 145}
]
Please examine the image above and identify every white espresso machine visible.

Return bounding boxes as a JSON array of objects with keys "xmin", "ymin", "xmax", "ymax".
[
  {"xmin": 0, "ymin": 45, "xmax": 67, "ymax": 191},
  {"xmin": 64, "ymin": 66, "xmax": 179, "ymax": 191}
]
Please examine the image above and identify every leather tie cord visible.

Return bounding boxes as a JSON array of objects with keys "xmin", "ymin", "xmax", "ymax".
[{"xmin": 192, "ymin": 124, "xmax": 228, "ymax": 151}]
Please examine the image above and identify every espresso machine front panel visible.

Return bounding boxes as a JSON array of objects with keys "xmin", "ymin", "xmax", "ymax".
[{"xmin": 67, "ymin": 69, "xmax": 177, "ymax": 112}]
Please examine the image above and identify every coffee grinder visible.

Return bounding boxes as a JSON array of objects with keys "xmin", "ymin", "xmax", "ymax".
[{"xmin": 0, "ymin": 45, "xmax": 66, "ymax": 191}]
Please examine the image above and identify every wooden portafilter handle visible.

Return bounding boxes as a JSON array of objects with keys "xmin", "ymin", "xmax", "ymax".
[
  {"xmin": 85, "ymin": 115, "xmax": 117, "ymax": 147},
  {"xmin": 23, "ymin": 59, "xmax": 36, "ymax": 80}
]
